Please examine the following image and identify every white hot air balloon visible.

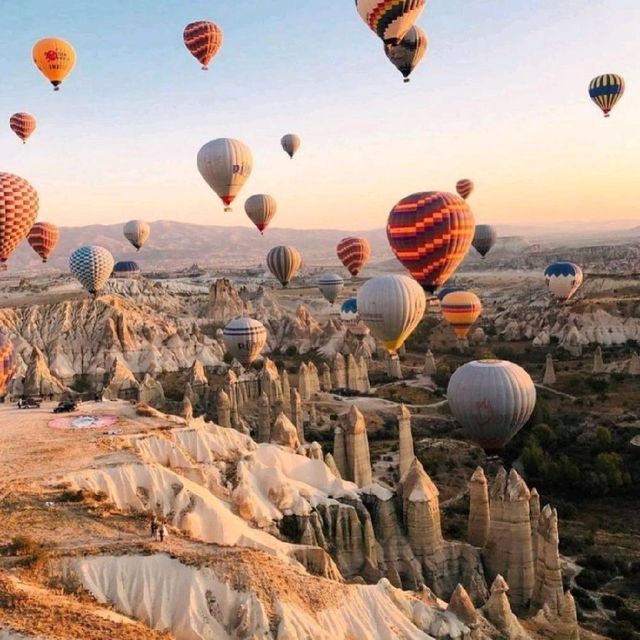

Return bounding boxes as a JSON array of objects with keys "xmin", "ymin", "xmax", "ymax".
[
  {"xmin": 357, "ymin": 274, "xmax": 426, "ymax": 353},
  {"xmin": 197, "ymin": 138, "xmax": 253, "ymax": 211},
  {"xmin": 245, "ymin": 194, "xmax": 277, "ymax": 234},
  {"xmin": 544, "ymin": 262, "xmax": 584, "ymax": 301},
  {"xmin": 281, "ymin": 134, "xmax": 300, "ymax": 159},
  {"xmin": 447, "ymin": 359, "xmax": 536, "ymax": 450},
  {"xmin": 123, "ymin": 220, "xmax": 151, "ymax": 251},
  {"xmin": 318, "ymin": 273, "xmax": 344, "ymax": 305},
  {"xmin": 223, "ymin": 317, "xmax": 267, "ymax": 367}
]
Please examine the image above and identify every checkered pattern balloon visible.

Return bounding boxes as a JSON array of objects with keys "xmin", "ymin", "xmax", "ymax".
[
  {"xmin": 28, "ymin": 222, "xmax": 59, "ymax": 262},
  {"xmin": 69, "ymin": 245, "xmax": 115, "ymax": 295},
  {"xmin": 0, "ymin": 332, "xmax": 16, "ymax": 397},
  {"xmin": 183, "ymin": 21, "xmax": 223, "ymax": 70},
  {"xmin": 0, "ymin": 173, "xmax": 39, "ymax": 266},
  {"xmin": 9, "ymin": 112, "xmax": 37, "ymax": 144}
]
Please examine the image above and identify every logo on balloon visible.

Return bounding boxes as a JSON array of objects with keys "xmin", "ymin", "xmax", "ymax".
[
  {"xmin": 474, "ymin": 399, "xmax": 495, "ymax": 426},
  {"xmin": 45, "ymin": 50, "xmax": 58, "ymax": 61}
]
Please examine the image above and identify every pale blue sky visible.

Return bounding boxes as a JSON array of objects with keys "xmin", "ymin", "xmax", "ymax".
[{"xmin": 1, "ymin": 1, "xmax": 638, "ymax": 230}]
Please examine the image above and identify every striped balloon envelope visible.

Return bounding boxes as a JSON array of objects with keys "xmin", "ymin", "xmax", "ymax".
[
  {"xmin": 355, "ymin": 0, "xmax": 426, "ymax": 45},
  {"xmin": 436, "ymin": 286, "xmax": 463, "ymax": 301},
  {"xmin": 223, "ymin": 317, "xmax": 267, "ymax": 367},
  {"xmin": 441, "ymin": 291, "xmax": 482, "ymax": 339},
  {"xmin": 245, "ymin": 194, "xmax": 277, "ymax": 234},
  {"xmin": 266, "ymin": 245, "xmax": 302, "ymax": 287},
  {"xmin": 589, "ymin": 74, "xmax": 625, "ymax": 118},
  {"xmin": 112, "ymin": 260, "xmax": 141, "ymax": 279},
  {"xmin": 318, "ymin": 273, "xmax": 344, "ymax": 304},
  {"xmin": 384, "ymin": 25, "xmax": 428, "ymax": 82},
  {"xmin": 386, "ymin": 191, "xmax": 475, "ymax": 294},
  {"xmin": 0, "ymin": 173, "xmax": 39, "ymax": 268},
  {"xmin": 455, "ymin": 179, "xmax": 474, "ymax": 200},
  {"xmin": 544, "ymin": 261, "xmax": 583, "ymax": 301},
  {"xmin": 183, "ymin": 21, "xmax": 223, "ymax": 70},
  {"xmin": 9, "ymin": 113, "xmax": 36, "ymax": 144},
  {"xmin": 0, "ymin": 332, "xmax": 16, "ymax": 397},
  {"xmin": 69, "ymin": 245, "xmax": 115, "ymax": 295},
  {"xmin": 27, "ymin": 222, "xmax": 59, "ymax": 263},
  {"xmin": 472, "ymin": 224, "xmax": 497, "ymax": 258},
  {"xmin": 336, "ymin": 237, "xmax": 371, "ymax": 277}
]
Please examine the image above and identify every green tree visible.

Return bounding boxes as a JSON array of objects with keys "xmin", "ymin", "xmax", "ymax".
[
  {"xmin": 595, "ymin": 426, "xmax": 613, "ymax": 451},
  {"xmin": 531, "ymin": 423, "xmax": 557, "ymax": 451}
]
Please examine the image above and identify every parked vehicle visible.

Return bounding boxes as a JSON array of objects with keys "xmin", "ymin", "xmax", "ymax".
[
  {"xmin": 53, "ymin": 400, "xmax": 77, "ymax": 414},
  {"xmin": 18, "ymin": 397, "xmax": 41, "ymax": 409}
]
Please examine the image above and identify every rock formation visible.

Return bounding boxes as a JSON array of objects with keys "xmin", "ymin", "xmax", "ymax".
[
  {"xmin": 257, "ymin": 392, "xmax": 271, "ymax": 443},
  {"xmin": 270, "ymin": 412, "xmax": 300, "ymax": 449},
  {"xmin": 308, "ymin": 441, "xmax": 323, "ymax": 461},
  {"xmin": 138, "ymin": 373, "xmax": 164, "ymax": 406},
  {"xmin": 187, "ymin": 358, "xmax": 208, "ymax": 389},
  {"xmin": 332, "ymin": 353, "xmax": 347, "ymax": 389},
  {"xmin": 319, "ymin": 362, "xmax": 332, "ymax": 391},
  {"xmin": 531, "ymin": 505, "xmax": 563, "ymax": 614},
  {"xmin": 424, "ymin": 350, "xmax": 437, "ymax": 376},
  {"xmin": 333, "ymin": 426, "xmax": 348, "ymax": 479},
  {"xmin": 297, "ymin": 362, "xmax": 311, "ymax": 401},
  {"xmin": 307, "ymin": 362, "xmax": 321, "ymax": 395},
  {"xmin": 555, "ymin": 591, "xmax": 580, "ymax": 640},
  {"xmin": 22, "ymin": 346, "xmax": 67, "ymax": 397},
  {"xmin": 397, "ymin": 405, "xmax": 414, "ymax": 480},
  {"xmin": 335, "ymin": 406, "xmax": 372, "ymax": 487},
  {"xmin": 542, "ymin": 354, "xmax": 556, "ymax": 385},
  {"xmin": 529, "ymin": 489, "xmax": 540, "ymax": 551},
  {"xmin": 202, "ymin": 278, "xmax": 246, "ymax": 323},
  {"xmin": 468, "ymin": 467, "xmax": 490, "ymax": 548},
  {"xmin": 387, "ymin": 353, "xmax": 402, "ymax": 379},
  {"xmin": 181, "ymin": 394, "xmax": 193, "ymax": 422},
  {"xmin": 447, "ymin": 583, "xmax": 478, "ymax": 629},
  {"xmin": 483, "ymin": 575, "xmax": 530, "ymax": 639},
  {"xmin": 308, "ymin": 402, "xmax": 318, "ymax": 427},
  {"xmin": 324, "ymin": 452, "xmax": 341, "ymax": 479},
  {"xmin": 592, "ymin": 346, "xmax": 605, "ymax": 374},
  {"xmin": 216, "ymin": 388, "xmax": 231, "ymax": 429},
  {"xmin": 484, "ymin": 468, "xmax": 535, "ymax": 612},
  {"xmin": 346, "ymin": 354, "xmax": 359, "ymax": 393},
  {"xmin": 103, "ymin": 357, "xmax": 140, "ymax": 400},
  {"xmin": 629, "ymin": 352, "xmax": 640, "ymax": 376},
  {"xmin": 280, "ymin": 369, "xmax": 291, "ymax": 417},
  {"xmin": 356, "ymin": 356, "xmax": 370, "ymax": 394},
  {"xmin": 291, "ymin": 387, "xmax": 305, "ymax": 444}
]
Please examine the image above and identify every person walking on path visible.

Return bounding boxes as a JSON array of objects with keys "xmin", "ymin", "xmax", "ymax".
[
  {"xmin": 159, "ymin": 522, "xmax": 167, "ymax": 543},
  {"xmin": 150, "ymin": 518, "xmax": 158, "ymax": 540}
]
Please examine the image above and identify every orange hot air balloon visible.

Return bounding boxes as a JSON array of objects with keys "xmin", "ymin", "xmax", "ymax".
[
  {"xmin": 337, "ymin": 237, "xmax": 371, "ymax": 277},
  {"xmin": 183, "ymin": 21, "xmax": 223, "ymax": 70},
  {"xmin": 0, "ymin": 173, "xmax": 39, "ymax": 268},
  {"xmin": 9, "ymin": 113, "xmax": 36, "ymax": 144},
  {"xmin": 386, "ymin": 191, "xmax": 475, "ymax": 294},
  {"xmin": 33, "ymin": 38, "xmax": 76, "ymax": 91},
  {"xmin": 28, "ymin": 222, "xmax": 59, "ymax": 263},
  {"xmin": 456, "ymin": 179, "xmax": 474, "ymax": 200},
  {"xmin": 441, "ymin": 291, "xmax": 482, "ymax": 339}
]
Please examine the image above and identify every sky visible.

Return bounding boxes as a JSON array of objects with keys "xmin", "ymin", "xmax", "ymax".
[{"xmin": 1, "ymin": 1, "xmax": 639, "ymax": 232}]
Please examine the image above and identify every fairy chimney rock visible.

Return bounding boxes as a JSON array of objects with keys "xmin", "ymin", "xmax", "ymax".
[
  {"xmin": 340, "ymin": 405, "xmax": 372, "ymax": 487},
  {"xmin": 424, "ymin": 349, "xmax": 437, "ymax": 376},
  {"xmin": 468, "ymin": 466, "xmax": 490, "ymax": 548},
  {"xmin": 398, "ymin": 404, "xmax": 414, "ymax": 480},
  {"xmin": 271, "ymin": 412, "xmax": 300, "ymax": 449},
  {"xmin": 332, "ymin": 353, "xmax": 347, "ymax": 389},
  {"xmin": 543, "ymin": 354, "xmax": 556, "ymax": 385},
  {"xmin": 216, "ymin": 388, "xmax": 231, "ymax": 428},
  {"xmin": 447, "ymin": 584, "xmax": 478, "ymax": 627}
]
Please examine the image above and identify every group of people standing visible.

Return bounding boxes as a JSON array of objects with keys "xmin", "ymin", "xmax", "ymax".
[{"xmin": 150, "ymin": 518, "xmax": 168, "ymax": 542}]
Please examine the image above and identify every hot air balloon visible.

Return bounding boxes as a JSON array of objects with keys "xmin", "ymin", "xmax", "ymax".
[
  {"xmin": 386, "ymin": 191, "xmax": 475, "ymax": 294},
  {"xmin": 544, "ymin": 262, "xmax": 583, "ymax": 301},
  {"xmin": 223, "ymin": 317, "xmax": 267, "ymax": 367},
  {"xmin": 472, "ymin": 224, "xmax": 497, "ymax": 258},
  {"xmin": 436, "ymin": 286, "xmax": 463, "ymax": 301},
  {"xmin": 0, "ymin": 173, "xmax": 39, "ymax": 269},
  {"xmin": 197, "ymin": 138, "xmax": 253, "ymax": 211},
  {"xmin": 0, "ymin": 332, "xmax": 16, "ymax": 397},
  {"xmin": 355, "ymin": 0, "xmax": 426, "ymax": 44},
  {"xmin": 318, "ymin": 273, "xmax": 344, "ymax": 305},
  {"xmin": 245, "ymin": 194, "xmax": 277, "ymax": 234},
  {"xmin": 281, "ymin": 134, "xmax": 300, "ymax": 159},
  {"xmin": 27, "ymin": 222, "xmax": 59, "ymax": 263},
  {"xmin": 589, "ymin": 74, "xmax": 625, "ymax": 118},
  {"xmin": 9, "ymin": 113, "xmax": 36, "ymax": 144},
  {"xmin": 69, "ymin": 246, "xmax": 114, "ymax": 296},
  {"xmin": 266, "ymin": 245, "xmax": 302, "ymax": 288},
  {"xmin": 441, "ymin": 291, "xmax": 482, "ymax": 340},
  {"xmin": 447, "ymin": 360, "xmax": 536, "ymax": 450},
  {"xmin": 32, "ymin": 38, "xmax": 76, "ymax": 91},
  {"xmin": 336, "ymin": 237, "xmax": 371, "ymax": 277},
  {"xmin": 123, "ymin": 220, "xmax": 151, "ymax": 251},
  {"xmin": 357, "ymin": 274, "xmax": 426, "ymax": 353},
  {"xmin": 183, "ymin": 21, "xmax": 223, "ymax": 70},
  {"xmin": 112, "ymin": 261, "xmax": 141, "ymax": 279},
  {"xmin": 455, "ymin": 179, "xmax": 474, "ymax": 200},
  {"xmin": 384, "ymin": 25, "xmax": 427, "ymax": 82},
  {"xmin": 340, "ymin": 298, "xmax": 370, "ymax": 338}
]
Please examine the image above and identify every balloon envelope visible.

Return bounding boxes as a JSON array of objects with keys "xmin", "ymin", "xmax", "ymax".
[
  {"xmin": 197, "ymin": 138, "xmax": 253, "ymax": 211},
  {"xmin": 32, "ymin": 37, "xmax": 76, "ymax": 90},
  {"xmin": 281, "ymin": 134, "xmax": 300, "ymax": 158},
  {"xmin": 386, "ymin": 191, "xmax": 475, "ymax": 293},
  {"xmin": 455, "ymin": 179, "xmax": 474, "ymax": 200},
  {"xmin": 28, "ymin": 222, "xmax": 59, "ymax": 263},
  {"xmin": 447, "ymin": 359, "xmax": 536, "ymax": 450},
  {"xmin": 0, "ymin": 332, "xmax": 16, "ymax": 397},
  {"xmin": 0, "ymin": 173, "xmax": 39, "ymax": 267},
  {"xmin": 589, "ymin": 74, "xmax": 625, "ymax": 117},
  {"xmin": 223, "ymin": 317, "xmax": 267, "ymax": 366},
  {"xmin": 441, "ymin": 291, "xmax": 482, "ymax": 339},
  {"xmin": 544, "ymin": 262, "xmax": 583, "ymax": 301},
  {"xmin": 266, "ymin": 245, "xmax": 302, "ymax": 287},
  {"xmin": 318, "ymin": 273, "xmax": 344, "ymax": 304},
  {"xmin": 337, "ymin": 237, "xmax": 371, "ymax": 277},
  {"xmin": 183, "ymin": 21, "xmax": 223, "ymax": 70},
  {"xmin": 436, "ymin": 286, "xmax": 463, "ymax": 301},
  {"xmin": 355, "ymin": 0, "xmax": 426, "ymax": 44},
  {"xmin": 69, "ymin": 246, "xmax": 115, "ymax": 295},
  {"xmin": 384, "ymin": 25, "xmax": 427, "ymax": 82},
  {"xmin": 472, "ymin": 224, "xmax": 497, "ymax": 258},
  {"xmin": 113, "ymin": 260, "xmax": 141, "ymax": 279},
  {"xmin": 357, "ymin": 274, "xmax": 426, "ymax": 353},
  {"xmin": 245, "ymin": 194, "xmax": 277, "ymax": 234},
  {"xmin": 340, "ymin": 298, "xmax": 370, "ymax": 338},
  {"xmin": 9, "ymin": 113, "xmax": 36, "ymax": 143},
  {"xmin": 123, "ymin": 220, "xmax": 150, "ymax": 251}
]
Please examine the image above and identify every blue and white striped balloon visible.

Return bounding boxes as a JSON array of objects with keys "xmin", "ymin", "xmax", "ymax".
[
  {"xmin": 318, "ymin": 272, "xmax": 344, "ymax": 304},
  {"xmin": 544, "ymin": 262, "xmax": 583, "ymax": 301},
  {"xmin": 69, "ymin": 246, "xmax": 115, "ymax": 295}
]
